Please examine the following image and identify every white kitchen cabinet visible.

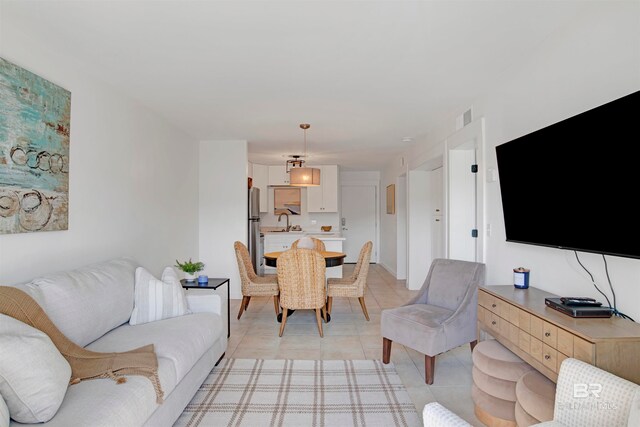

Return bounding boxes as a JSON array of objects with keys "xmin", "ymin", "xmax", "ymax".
[
  {"xmin": 306, "ymin": 165, "xmax": 338, "ymax": 212},
  {"xmin": 263, "ymin": 233, "xmax": 344, "ymax": 278},
  {"xmin": 252, "ymin": 163, "xmax": 269, "ymax": 213},
  {"xmin": 268, "ymin": 165, "xmax": 290, "ymax": 186},
  {"xmin": 263, "ymin": 234, "xmax": 300, "ymax": 273}
]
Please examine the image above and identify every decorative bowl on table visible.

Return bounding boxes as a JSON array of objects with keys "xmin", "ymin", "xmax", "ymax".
[{"xmin": 321, "ymin": 226, "xmax": 332, "ymax": 232}]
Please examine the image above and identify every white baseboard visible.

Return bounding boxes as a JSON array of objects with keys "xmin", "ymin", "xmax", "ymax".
[{"xmin": 378, "ymin": 262, "xmax": 397, "ymax": 278}]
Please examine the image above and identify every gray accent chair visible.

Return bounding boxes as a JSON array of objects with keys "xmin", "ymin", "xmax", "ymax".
[{"xmin": 381, "ymin": 258, "xmax": 485, "ymax": 384}]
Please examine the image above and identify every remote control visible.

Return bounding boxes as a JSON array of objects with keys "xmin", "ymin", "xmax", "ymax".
[
  {"xmin": 560, "ymin": 297, "xmax": 596, "ymax": 303},
  {"xmin": 561, "ymin": 297, "xmax": 602, "ymax": 307}
]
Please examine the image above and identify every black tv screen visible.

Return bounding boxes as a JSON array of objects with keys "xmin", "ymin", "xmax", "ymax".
[{"xmin": 495, "ymin": 90, "xmax": 640, "ymax": 259}]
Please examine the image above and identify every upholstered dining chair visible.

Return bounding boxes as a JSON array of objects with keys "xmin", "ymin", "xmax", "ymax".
[
  {"xmin": 381, "ymin": 258, "xmax": 485, "ymax": 384},
  {"xmin": 291, "ymin": 237, "xmax": 326, "ymax": 251},
  {"xmin": 326, "ymin": 241, "xmax": 373, "ymax": 321},
  {"xmin": 234, "ymin": 241, "xmax": 280, "ymax": 320},
  {"xmin": 276, "ymin": 248, "xmax": 327, "ymax": 337}
]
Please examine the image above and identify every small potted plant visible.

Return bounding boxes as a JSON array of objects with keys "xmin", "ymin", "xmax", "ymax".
[{"xmin": 175, "ymin": 259, "xmax": 205, "ymax": 282}]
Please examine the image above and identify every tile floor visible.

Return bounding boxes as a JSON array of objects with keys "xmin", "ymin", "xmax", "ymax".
[{"xmin": 227, "ymin": 264, "xmax": 482, "ymax": 426}]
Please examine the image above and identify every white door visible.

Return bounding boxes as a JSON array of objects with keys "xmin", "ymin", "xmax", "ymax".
[
  {"xmin": 448, "ymin": 148, "xmax": 477, "ymax": 261},
  {"xmin": 341, "ymin": 185, "xmax": 377, "ymax": 263}
]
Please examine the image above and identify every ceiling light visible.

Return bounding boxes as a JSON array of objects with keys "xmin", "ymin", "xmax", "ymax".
[
  {"xmin": 289, "ymin": 124, "xmax": 320, "ymax": 187},
  {"xmin": 402, "ymin": 137, "xmax": 413, "ymax": 143}
]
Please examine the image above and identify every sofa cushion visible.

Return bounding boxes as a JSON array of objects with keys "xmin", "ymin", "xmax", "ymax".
[
  {"xmin": 21, "ymin": 357, "xmax": 177, "ymax": 427},
  {"xmin": 0, "ymin": 315, "xmax": 71, "ymax": 423},
  {"xmin": 17, "ymin": 258, "xmax": 138, "ymax": 347},
  {"xmin": 86, "ymin": 312, "xmax": 221, "ymax": 385},
  {"xmin": 129, "ymin": 267, "xmax": 188, "ymax": 325},
  {"xmin": 0, "ymin": 393, "xmax": 8, "ymax": 427}
]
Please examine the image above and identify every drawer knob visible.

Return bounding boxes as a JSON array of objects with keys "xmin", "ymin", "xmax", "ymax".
[
  {"xmin": 492, "ymin": 304, "xmax": 497, "ymax": 308},
  {"xmin": 545, "ymin": 332, "xmax": 551, "ymax": 337},
  {"xmin": 491, "ymin": 321, "xmax": 496, "ymax": 325},
  {"xmin": 544, "ymin": 354, "xmax": 551, "ymax": 360}
]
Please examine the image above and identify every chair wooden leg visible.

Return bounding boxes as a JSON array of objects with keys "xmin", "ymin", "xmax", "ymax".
[
  {"xmin": 470, "ymin": 340, "xmax": 478, "ymax": 353},
  {"xmin": 425, "ymin": 355, "xmax": 435, "ymax": 385},
  {"xmin": 322, "ymin": 304, "xmax": 328, "ymax": 323},
  {"xmin": 244, "ymin": 296, "xmax": 251, "ymax": 311},
  {"xmin": 273, "ymin": 295, "xmax": 280, "ymax": 315},
  {"xmin": 279, "ymin": 308, "xmax": 288, "ymax": 337},
  {"xmin": 382, "ymin": 338, "xmax": 392, "ymax": 364},
  {"xmin": 315, "ymin": 308, "xmax": 324, "ymax": 337},
  {"xmin": 327, "ymin": 296, "xmax": 333, "ymax": 315},
  {"xmin": 358, "ymin": 297, "xmax": 370, "ymax": 321},
  {"xmin": 237, "ymin": 296, "xmax": 250, "ymax": 320}
]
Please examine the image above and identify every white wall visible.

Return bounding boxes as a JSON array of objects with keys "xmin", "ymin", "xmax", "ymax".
[
  {"xmin": 199, "ymin": 141, "xmax": 248, "ymax": 300},
  {"xmin": 379, "ymin": 156, "xmax": 408, "ymax": 275},
  {"xmin": 381, "ymin": 2, "xmax": 640, "ymax": 319},
  {"xmin": 340, "ymin": 171, "xmax": 381, "ymax": 263},
  {"xmin": 0, "ymin": 8, "xmax": 199, "ymax": 282},
  {"xmin": 407, "ymin": 170, "xmax": 429, "ymax": 289}
]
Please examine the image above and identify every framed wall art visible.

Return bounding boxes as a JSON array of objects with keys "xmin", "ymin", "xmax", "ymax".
[
  {"xmin": 386, "ymin": 184, "xmax": 395, "ymax": 214},
  {"xmin": 0, "ymin": 57, "xmax": 70, "ymax": 234}
]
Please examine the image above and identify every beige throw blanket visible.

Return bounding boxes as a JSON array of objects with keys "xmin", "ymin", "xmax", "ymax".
[{"xmin": 0, "ymin": 286, "xmax": 164, "ymax": 403}]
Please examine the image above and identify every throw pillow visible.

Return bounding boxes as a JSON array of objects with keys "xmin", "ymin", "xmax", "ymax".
[
  {"xmin": 129, "ymin": 266, "xmax": 189, "ymax": 325},
  {"xmin": 0, "ymin": 393, "xmax": 9, "ymax": 427},
  {"xmin": 0, "ymin": 314, "xmax": 71, "ymax": 423}
]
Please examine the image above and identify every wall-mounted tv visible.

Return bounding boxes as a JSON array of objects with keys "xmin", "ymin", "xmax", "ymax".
[{"xmin": 495, "ymin": 90, "xmax": 640, "ymax": 259}]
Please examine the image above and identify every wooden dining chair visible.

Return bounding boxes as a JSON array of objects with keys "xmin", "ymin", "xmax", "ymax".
[
  {"xmin": 291, "ymin": 237, "xmax": 326, "ymax": 251},
  {"xmin": 326, "ymin": 241, "xmax": 373, "ymax": 320},
  {"xmin": 276, "ymin": 248, "xmax": 327, "ymax": 337},
  {"xmin": 233, "ymin": 241, "xmax": 280, "ymax": 319}
]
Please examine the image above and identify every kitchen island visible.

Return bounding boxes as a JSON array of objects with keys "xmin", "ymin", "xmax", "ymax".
[{"xmin": 262, "ymin": 231, "xmax": 345, "ymax": 278}]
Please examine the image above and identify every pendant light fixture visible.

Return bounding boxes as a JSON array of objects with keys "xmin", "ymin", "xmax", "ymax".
[{"xmin": 289, "ymin": 123, "xmax": 321, "ymax": 186}]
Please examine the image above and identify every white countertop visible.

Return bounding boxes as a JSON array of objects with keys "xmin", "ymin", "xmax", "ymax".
[{"xmin": 262, "ymin": 230, "xmax": 345, "ymax": 241}]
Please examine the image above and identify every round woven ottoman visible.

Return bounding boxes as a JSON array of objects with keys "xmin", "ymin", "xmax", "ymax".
[
  {"xmin": 515, "ymin": 369, "xmax": 556, "ymax": 426},
  {"xmin": 472, "ymin": 340, "xmax": 534, "ymax": 427}
]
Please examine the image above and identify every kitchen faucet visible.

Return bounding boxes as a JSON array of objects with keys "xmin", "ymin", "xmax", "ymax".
[{"xmin": 278, "ymin": 212, "xmax": 291, "ymax": 231}]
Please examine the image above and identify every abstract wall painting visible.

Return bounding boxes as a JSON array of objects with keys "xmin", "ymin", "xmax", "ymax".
[{"xmin": 0, "ymin": 57, "xmax": 70, "ymax": 234}]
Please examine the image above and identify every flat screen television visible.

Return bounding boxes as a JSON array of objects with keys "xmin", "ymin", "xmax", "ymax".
[{"xmin": 495, "ymin": 90, "xmax": 640, "ymax": 259}]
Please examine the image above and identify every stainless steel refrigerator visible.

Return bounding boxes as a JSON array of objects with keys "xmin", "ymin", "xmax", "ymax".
[{"xmin": 248, "ymin": 187, "xmax": 264, "ymax": 275}]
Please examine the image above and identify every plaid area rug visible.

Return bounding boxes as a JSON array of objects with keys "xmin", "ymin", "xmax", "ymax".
[{"xmin": 174, "ymin": 358, "xmax": 421, "ymax": 427}]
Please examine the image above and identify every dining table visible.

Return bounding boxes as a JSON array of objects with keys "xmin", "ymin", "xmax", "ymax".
[
  {"xmin": 263, "ymin": 250, "xmax": 347, "ymax": 323},
  {"xmin": 263, "ymin": 250, "xmax": 346, "ymax": 268}
]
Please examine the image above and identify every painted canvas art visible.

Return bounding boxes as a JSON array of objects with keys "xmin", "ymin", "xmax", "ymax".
[{"xmin": 0, "ymin": 58, "xmax": 70, "ymax": 234}]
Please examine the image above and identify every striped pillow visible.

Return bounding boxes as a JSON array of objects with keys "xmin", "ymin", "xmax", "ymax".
[{"xmin": 129, "ymin": 267, "xmax": 188, "ymax": 325}]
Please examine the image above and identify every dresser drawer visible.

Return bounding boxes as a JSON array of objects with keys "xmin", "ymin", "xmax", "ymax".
[
  {"xmin": 519, "ymin": 330, "xmax": 531, "ymax": 353},
  {"xmin": 557, "ymin": 328, "xmax": 574, "ymax": 357},
  {"xmin": 542, "ymin": 344, "xmax": 558, "ymax": 372},
  {"xmin": 509, "ymin": 323, "xmax": 520, "ymax": 344},
  {"xmin": 574, "ymin": 336, "xmax": 595, "ymax": 364},
  {"xmin": 530, "ymin": 337, "xmax": 543, "ymax": 361},
  {"xmin": 530, "ymin": 315, "xmax": 543, "ymax": 341},
  {"xmin": 478, "ymin": 290, "xmax": 490, "ymax": 309},
  {"xmin": 543, "ymin": 321, "xmax": 558, "ymax": 348},
  {"xmin": 509, "ymin": 304, "xmax": 520, "ymax": 327},
  {"xmin": 519, "ymin": 310, "xmax": 531, "ymax": 334},
  {"xmin": 478, "ymin": 305, "xmax": 486, "ymax": 324},
  {"xmin": 499, "ymin": 316, "xmax": 511, "ymax": 337}
]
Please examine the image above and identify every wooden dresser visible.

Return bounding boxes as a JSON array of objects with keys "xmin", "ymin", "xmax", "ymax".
[{"xmin": 478, "ymin": 286, "xmax": 640, "ymax": 384}]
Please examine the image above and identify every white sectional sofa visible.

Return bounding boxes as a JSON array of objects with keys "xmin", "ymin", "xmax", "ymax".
[{"xmin": 3, "ymin": 258, "xmax": 227, "ymax": 427}]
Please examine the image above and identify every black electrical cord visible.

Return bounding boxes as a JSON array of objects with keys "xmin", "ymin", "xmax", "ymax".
[
  {"xmin": 601, "ymin": 254, "xmax": 635, "ymax": 322},
  {"xmin": 601, "ymin": 254, "xmax": 617, "ymax": 311},
  {"xmin": 574, "ymin": 251, "xmax": 612, "ymax": 308}
]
